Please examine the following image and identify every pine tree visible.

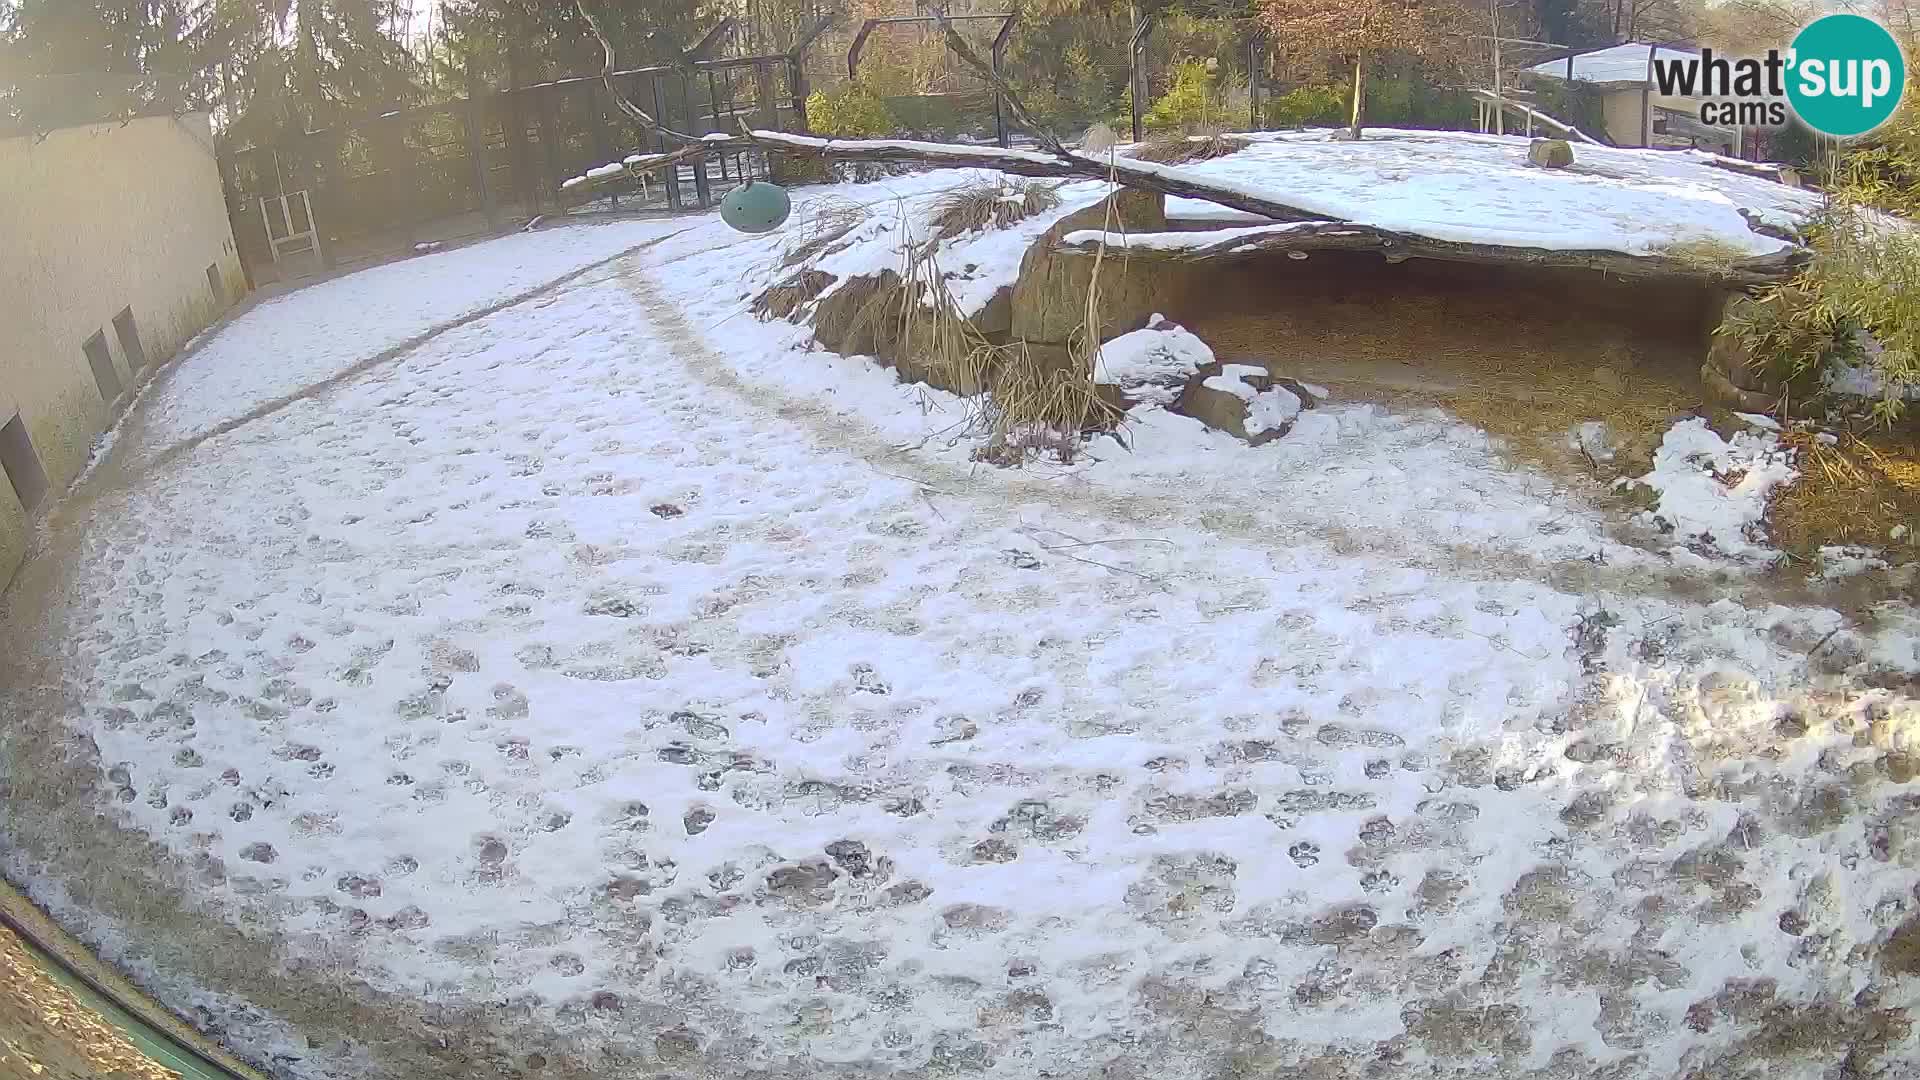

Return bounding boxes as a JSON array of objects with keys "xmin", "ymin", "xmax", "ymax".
[{"xmin": 3, "ymin": 0, "xmax": 195, "ymax": 128}]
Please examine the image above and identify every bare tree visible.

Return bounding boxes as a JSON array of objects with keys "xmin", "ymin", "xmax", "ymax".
[{"xmin": 1261, "ymin": 0, "xmax": 1469, "ymax": 138}]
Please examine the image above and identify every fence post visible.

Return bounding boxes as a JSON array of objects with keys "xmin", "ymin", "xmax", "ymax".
[
  {"xmin": 757, "ymin": 60, "xmax": 781, "ymax": 131},
  {"xmin": 1248, "ymin": 34, "xmax": 1260, "ymax": 130},
  {"xmin": 591, "ymin": 83, "xmax": 618, "ymax": 210},
  {"xmin": 685, "ymin": 73, "xmax": 712, "ymax": 207},
  {"xmin": 991, "ymin": 15, "xmax": 1016, "ymax": 148},
  {"xmin": 1129, "ymin": 10, "xmax": 1152, "ymax": 144},
  {"xmin": 507, "ymin": 90, "xmax": 534, "ymax": 213},
  {"xmin": 312, "ymin": 135, "xmax": 340, "ymax": 270},
  {"xmin": 652, "ymin": 75, "xmax": 682, "ymax": 210},
  {"xmin": 466, "ymin": 61, "xmax": 498, "ymax": 227},
  {"xmin": 381, "ymin": 113, "xmax": 416, "ymax": 247},
  {"xmin": 787, "ymin": 56, "xmax": 810, "ymax": 132},
  {"xmin": 707, "ymin": 70, "xmax": 728, "ymax": 181},
  {"xmin": 537, "ymin": 85, "xmax": 562, "ymax": 207}
]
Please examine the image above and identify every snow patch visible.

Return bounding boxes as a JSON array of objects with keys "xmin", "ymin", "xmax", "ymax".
[
  {"xmin": 1244, "ymin": 384, "xmax": 1303, "ymax": 436},
  {"xmin": 1817, "ymin": 544, "xmax": 1889, "ymax": 579},
  {"xmin": 1569, "ymin": 420, "xmax": 1616, "ymax": 463},
  {"xmin": 1631, "ymin": 417, "xmax": 1796, "ymax": 561},
  {"xmin": 1093, "ymin": 315, "xmax": 1213, "ymax": 406}
]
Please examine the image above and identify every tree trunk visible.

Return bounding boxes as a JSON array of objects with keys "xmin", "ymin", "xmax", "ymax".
[
  {"xmin": 1349, "ymin": 52, "xmax": 1364, "ymax": 140},
  {"xmin": 1050, "ymin": 220, "xmax": 1807, "ymax": 286}
]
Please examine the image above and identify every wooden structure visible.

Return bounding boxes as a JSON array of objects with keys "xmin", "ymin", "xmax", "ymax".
[{"xmin": 220, "ymin": 47, "xmax": 815, "ymax": 266}]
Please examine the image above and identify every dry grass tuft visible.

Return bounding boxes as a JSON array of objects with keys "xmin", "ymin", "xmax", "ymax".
[
  {"xmin": 780, "ymin": 196, "xmax": 873, "ymax": 268},
  {"xmin": 1125, "ymin": 131, "xmax": 1252, "ymax": 165},
  {"xmin": 1771, "ymin": 422, "xmax": 1920, "ymax": 561},
  {"xmin": 751, "ymin": 269, "xmax": 837, "ymax": 322},
  {"xmin": 929, "ymin": 178, "xmax": 1063, "ymax": 237},
  {"xmin": 810, "ymin": 270, "xmax": 902, "ymax": 359},
  {"xmin": 806, "ymin": 203, "xmax": 1118, "ymax": 463},
  {"xmin": 1656, "ymin": 236, "xmax": 1763, "ymax": 277}
]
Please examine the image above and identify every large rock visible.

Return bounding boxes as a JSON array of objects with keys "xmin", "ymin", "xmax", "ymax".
[
  {"xmin": 972, "ymin": 286, "xmax": 1014, "ymax": 342},
  {"xmin": 1709, "ymin": 294, "xmax": 1793, "ymax": 393},
  {"xmin": 1708, "ymin": 331, "xmax": 1781, "ymax": 394},
  {"xmin": 1009, "ymin": 188, "xmax": 1167, "ymax": 353},
  {"xmin": 1527, "ymin": 138, "xmax": 1575, "ymax": 168},
  {"xmin": 1176, "ymin": 362, "xmax": 1319, "ymax": 445},
  {"xmin": 1701, "ymin": 361, "xmax": 1779, "ymax": 413},
  {"xmin": 1700, "ymin": 293, "xmax": 1811, "ymax": 414}
]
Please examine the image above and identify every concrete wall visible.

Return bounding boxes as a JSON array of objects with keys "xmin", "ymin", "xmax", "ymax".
[
  {"xmin": 1598, "ymin": 89, "xmax": 1737, "ymax": 154},
  {"xmin": 0, "ymin": 112, "xmax": 242, "ymax": 586},
  {"xmin": 1601, "ymin": 89, "xmax": 1651, "ymax": 147}
]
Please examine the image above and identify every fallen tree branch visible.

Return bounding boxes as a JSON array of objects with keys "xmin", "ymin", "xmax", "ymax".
[
  {"xmin": 930, "ymin": 6, "xmax": 1069, "ymax": 159},
  {"xmin": 1467, "ymin": 89, "xmax": 1602, "ymax": 145},
  {"xmin": 576, "ymin": 0, "xmax": 701, "ymax": 145},
  {"xmin": 1702, "ymin": 154, "xmax": 1799, "ymax": 185},
  {"xmin": 1051, "ymin": 221, "xmax": 1809, "ymax": 285}
]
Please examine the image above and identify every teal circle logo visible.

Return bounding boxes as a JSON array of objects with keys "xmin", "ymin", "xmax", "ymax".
[{"xmin": 1787, "ymin": 13, "xmax": 1905, "ymax": 137}]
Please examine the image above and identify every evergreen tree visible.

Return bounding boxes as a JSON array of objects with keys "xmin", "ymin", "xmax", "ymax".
[{"xmin": 3, "ymin": 0, "xmax": 195, "ymax": 128}]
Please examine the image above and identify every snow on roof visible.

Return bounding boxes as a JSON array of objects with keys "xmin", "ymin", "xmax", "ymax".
[
  {"xmin": 1528, "ymin": 42, "xmax": 1699, "ymax": 85},
  {"xmin": 1160, "ymin": 128, "xmax": 1819, "ymax": 258}
]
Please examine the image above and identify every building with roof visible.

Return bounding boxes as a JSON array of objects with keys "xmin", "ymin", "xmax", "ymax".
[
  {"xmin": 1526, "ymin": 42, "xmax": 1749, "ymax": 155},
  {"xmin": 1, "ymin": 111, "xmax": 244, "ymax": 586}
]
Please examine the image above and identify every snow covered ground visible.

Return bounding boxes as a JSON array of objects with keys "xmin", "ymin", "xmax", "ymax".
[
  {"xmin": 130, "ymin": 217, "xmax": 685, "ymax": 457},
  {"xmin": 4, "ymin": 173, "xmax": 1920, "ymax": 1080}
]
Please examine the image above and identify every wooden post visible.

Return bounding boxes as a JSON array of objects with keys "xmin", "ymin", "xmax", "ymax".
[
  {"xmin": 506, "ymin": 92, "xmax": 533, "ymax": 213},
  {"xmin": 506, "ymin": 22, "xmax": 534, "ymax": 215},
  {"xmin": 707, "ymin": 70, "xmax": 728, "ymax": 181},
  {"xmin": 1490, "ymin": 0, "xmax": 1504, "ymax": 136}
]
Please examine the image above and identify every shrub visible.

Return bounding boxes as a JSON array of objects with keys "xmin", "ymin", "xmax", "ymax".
[
  {"xmin": 1832, "ymin": 128, "xmax": 1920, "ymax": 218},
  {"xmin": 1719, "ymin": 283, "xmax": 1854, "ymax": 388},
  {"xmin": 1721, "ymin": 207, "xmax": 1920, "ymax": 423},
  {"xmin": 1263, "ymin": 83, "xmax": 1347, "ymax": 129},
  {"xmin": 1142, "ymin": 59, "xmax": 1223, "ymax": 133},
  {"xmin": 805, "ymin": 81, "xmax": 896, "ymax": 139}
]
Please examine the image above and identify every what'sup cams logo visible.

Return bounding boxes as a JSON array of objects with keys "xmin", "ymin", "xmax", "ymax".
[{"xmin": 1651, "ymin": 13, "xmax": 1906, "ymax": 137}]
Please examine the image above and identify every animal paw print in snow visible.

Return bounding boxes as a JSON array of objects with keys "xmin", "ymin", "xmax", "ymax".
[{"xmin": 851, "ymin": 663, "xmax": 890, "ymax": 695}]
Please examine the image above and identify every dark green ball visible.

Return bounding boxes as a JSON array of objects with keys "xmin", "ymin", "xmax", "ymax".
[{"xmin": 720, "ymin": 181, "xmax": 792, "ymax": 234}]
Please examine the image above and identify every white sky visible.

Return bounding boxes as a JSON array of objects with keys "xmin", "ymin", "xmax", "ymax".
[{"xmin": 400, "ymin": 0, "xmax": 439, "ymax": 43}]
